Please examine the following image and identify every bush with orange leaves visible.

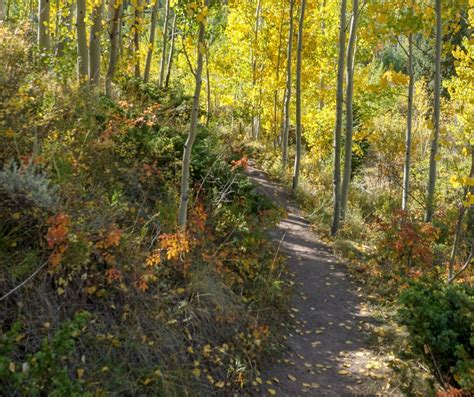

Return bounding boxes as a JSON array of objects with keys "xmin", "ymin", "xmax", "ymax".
[{"xmin": 375, "ymin": 210, "xmax": 441, "ymax": 282}]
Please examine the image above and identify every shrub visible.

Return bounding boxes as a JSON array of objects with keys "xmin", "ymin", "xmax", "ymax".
[{"xmin": 398, "ymin": 279, "xmax": 473, "ymax": 391}]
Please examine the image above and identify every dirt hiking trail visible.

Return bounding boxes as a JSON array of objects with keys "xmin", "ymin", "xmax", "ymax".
[{"xmin": 247, "ymin": 166, "xmax": 389, "ymax": 396}]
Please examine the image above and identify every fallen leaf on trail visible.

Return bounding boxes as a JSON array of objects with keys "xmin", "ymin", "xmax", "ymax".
[
  {"xmin": 338, "ymin": 370, "xmax": 349, "ymax": 375},
  {"xmin": 192, "ymin": 368, "xmax": 201, "ymax": 377},
  {"xmin": 268, "ymin": 388, "xmax": 277, "ymax": 395},
  {"xmin": 215, "ymin": 381, "xmax": 225, "ymax": 388},
  {"xmin": 288, "ymin": 374, "xmax": 296, "ymax": 381}
]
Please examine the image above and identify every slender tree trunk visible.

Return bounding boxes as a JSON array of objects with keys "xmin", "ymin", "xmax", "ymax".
[
  {"xmin": 340, "ymin": 0, "xmax": 359, "ymax": 219},
  {"xmin": 133, "ymin": 0, "xmax": 142, "ymax": 78},
  {"xmin": 402, "ymin": 34, "xmax": 414, "ymax": 211},
  {"xmin": 38, "ymin": 0, "xmax": 50, "ymax": 51},
  {"xmin": 319, "ymin": 0, "xmax": 327, "ymax": 110},
  {"xmin": 106, "ymin": 0, "xmax": 122, "ymax": 96},
  {"xmin": 89, "ymin": 0, "xmax": 104, "ymax": 87},
  {"xmin": 0, "ymin": 0, "xmax": 5, "ymax": 22},
  {"xmin": 144, "ymin": 0, "xmax": 160, "ymax": 83},
  {"xmin": 273, "ymin": 0, "xmax": 285, "ymax": 142},
  {"xmin": 292, "ymin": 0, "xmax": 306, "ymax": 192},
  {"xmin": 76, "ymin": 0, "xmax": 89, "ymax": 84},
  {"xmin": 251, "ymin": 0, "xmax": 263, "ymax": 139},
  {"xmin": 178, "ymin": 1, "xmax": 208, "ymax": 227},
  {"xmin": 205, "ymin": 47, "xmax": 211, "ymax": 127},
  {"xmin": 282, "ymin": 0, "xmax": 295, "ymax": 170},
  {"xmin": 331, "ymin": 0, "xmax": 347, "ymax": 236},
  {"xmin": 164, "ymin": 13, "xmax": 177, "ymax": 88},
  {"xmin": 159, "ymin": 0, "xmax": 171, "ymax": 88},
  {"xmin": 425, "ymin": 0, "xmax": 442, "ymax": 222}
]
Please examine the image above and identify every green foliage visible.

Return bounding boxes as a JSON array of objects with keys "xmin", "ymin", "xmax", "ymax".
[
  {"xmin": 0, "ymin": 312, "xmax": 91, "ymax": 396},
  {"xmin": 398, "ymin": 280, "xmax": 474, "ymax": 391}
]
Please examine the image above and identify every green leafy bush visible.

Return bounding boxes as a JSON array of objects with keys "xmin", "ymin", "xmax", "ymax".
[{"xmin": 398, "ymin": 279, "xmax": 473, "ymax": 391}]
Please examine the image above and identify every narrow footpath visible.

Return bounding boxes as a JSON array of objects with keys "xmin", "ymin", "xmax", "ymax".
[{"xmin": 247, "ymin": 166, "xmax": 389, "ymax": 396}]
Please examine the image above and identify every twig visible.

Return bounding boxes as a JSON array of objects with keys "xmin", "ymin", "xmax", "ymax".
[
  {"xmin": 1, "ymin": 259, "xmax": 49, "ymax": 301},
  {"xmin": 448, "ymin": 243, "xmax": 473, "ymax": 284}
]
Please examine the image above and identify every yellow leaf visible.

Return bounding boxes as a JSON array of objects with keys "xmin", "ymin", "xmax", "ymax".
[
  {"xmin": 268, "ymin": 388, "xmax": 276, "ymax": 395},
  {"xmin": 77, "ymin": 368, "xmax": 85, "ymax": 379},
  {"xmin": 143, "ymin": 378, "xmax": 152, "ymax": 385},
  {"xmin": 57, "ymin": 287, "xmax": 65, "ymax": 295},
  {"xmin": 198, "ymin": 42, "xmax": 206, "ymax": 55},
  {"xmin": 287, "ymin": 374, "xmax": 296, "ymax": 381},
  {"xmin": 192, "ymin": 368, "xmax": 201, "ymax": 377},
  {"xmin": 9, "ymin": 362, "xmax": 15, "ymax": 373},
  {"xmin": 256, "ymin": 376, "xmax": 263, "ymax": 384},
  {"xmin": 215, "ymin": 380, "xmax": 225, "ymax": 388},
  {"xmin": 187, "ymin": 346, "xmax": 195, "ymax": 354},
  {"xmin": 338, "ymin": 370, "xmax": 349, "ymax": 375},
  {"xmin": 434, "ymin": 154, "xmax": 441, "ymax": 162}
]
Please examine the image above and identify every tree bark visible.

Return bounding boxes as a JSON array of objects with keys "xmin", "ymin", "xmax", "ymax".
[
  {"xmin": 76, "ymin": 0, "xmax": 89, "ymax": 84},
  {"xmin": 425, "ymin": 0, "xmax": 442, "ymax": 222},
  {"xmin": 89, "ymin": 0, "xmax": 104, "ymax": 87},
  {"xmin": 0, "ymin": 0, "xmax": 5, "ymax": 22},
  {"xmin": 205, "ymin": 46, "xmax": 211, "ymax": 126},
  {"xmin": 38, "ymin": 0, "xmax": 50, "ymax": 51},
  {"xmin": 164, "ymin": 13, "xmax": 177, "ymax": 88},
  {"xmin": 273, "ymin": 2, "xmax": 285, "ymax": 142},
  {"xmin": 133, "ymin": 0, "xmax": 142, "ymax": 78},
  {"xmin": 282, "ymin": 0, "xmax": 295, "ymax": 170},
  {"xmin": 251, "ymin": 0, "xmax": 263, "ymax": 139},
  {"xmin": 402, "ymin": 34, "xmax": 414, "ymax": 211},
  {"xmin": 178, "ymin": 1, "xmax": 208, "ymax": 228},
  {"xmin": 340, "ymin": 0, "xmax": 359, "ymax": 218},
  {"xmin": 159, "ymin": 0, "xmax": 171, "ymax": 88},
  {"xmin": 143, "ymin": 0, "xmax": 160, "ymax": 83},
  {"xmin": 106, "ymin": 0, "xmax": 122, "ymax": 96},
  {"xmin": 292, "ymin": 0, "xmax": 306, "ymax": 192},
  {"xmin": 330, "ymin": 0, "xmax": 347, "ymax": 236}
]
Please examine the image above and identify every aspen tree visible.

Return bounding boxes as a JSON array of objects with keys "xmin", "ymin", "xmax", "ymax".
[
  {"xmin": 76, "ymin": 0, "xmax": 89, "ymax": 83},
  {"xmin": 402, "ymin": 31, "xmax": 414, "ymax": 211},
  {"xmin": 0, "ymin": 0, "xmax": 5, "ymax": 21},
  {"xmin": 282, "ymin": 0, "xmax": 295, "ymax": 170},
  {"xmin": 425, "ymin": 0, "xmax": 442, "ymax": 222},
  {"xmin": 38, "ymin": 0, "xmax": 51, "ymax": 51},
  {"xmin": 178, "ymin": 1, "xmax": 208, "ymax": 227},
  {"xmin": 106, "ymin": 0, "xmax": 122, "ymax": 96},
  {"xmin": 331, "ymin": 0, "xmax": 347, "ymax": 235},
  {"xmin": 340, "ymin": 0, "xmax": 359, "ymax": 218},
  {"xmin": 90, "ymin": 0, "xmax": 104, "ymax": 87},
  {"xmin": 165, "ymin": 14, "xmax": 178, "ymax": 88},
  {"xmin": 144, "ymin": 0, "xmax": 160, "ymax": 83},
  {"xmin": 133, "ymin": 0, "xmax": 142, "ymax": 78},
  {"xmin": 251, "ymin": 0, "xmax": 263, "ymax": 139},
  {"xmin": 292, "ymin": 0, "xmax": 306, "ymax": 191},
  {"xmin": 159, "ymin": 0, "xmax": 171, "ymax": 88}
]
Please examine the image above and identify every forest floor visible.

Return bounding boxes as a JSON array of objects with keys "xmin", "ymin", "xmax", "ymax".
[{"xmin": 247, "ymin": 165, "xmax": 393, "ymax": 396}]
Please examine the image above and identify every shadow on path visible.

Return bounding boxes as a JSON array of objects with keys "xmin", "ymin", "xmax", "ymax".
[{"xmin": 247, "ymin": 166, "xmax": 387, "ymax": 396}]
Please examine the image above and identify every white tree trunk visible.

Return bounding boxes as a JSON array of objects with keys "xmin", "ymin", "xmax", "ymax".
[
  {"xmin": 0, "ymin": 0, "xmax": 5, "ymax": 22},
  {"xmin": 106, "ymin": 0, "xmax": 122, "ymax": 96},
  {"xmin": 251, "ymin": 0, "xmax": 263, "ymax": 139},
  {"xmin": 144, "ymin": 0, "xmax": 159, "ymax": 83},
  {"xmin": 402, "ymin": 34, "xmax": 414, "ymax": 211},
  {"xmin": 331, "ymin": 0, "xmax": 347, "ymax": 236},
  {"xmin": 89, "ymin": 0, "xmax": 104, "ymax": 87},
  {"xmin": 159, "ymin": 0, "xmax": 171, "ymax": 88},
  {"xmin": 38, "ymin": 0, "xmax": 50, "ymax": 51},
  {"xmin": 425, "ymin": 0, "xmax": 442, "ymax": 222},
  {"xmin": 164, "ymin": 13, "xmax": 177, "ymax": 88},
  {"xmin": 76, "ymin": 0, "xmax": 89, "ymax": 84},
  {"xmin": 340, "ymin": 0, "xmax": 359, "ymax": 219},
  {"xmin": 292, "ymin": 0, "xmax": 306, "ymax": 192},
  {"xmin": 282, "ymin": 0, "xmax": 295, "ymax": 170},
  {"xmin": 178, "ymin": 2, "xmax": 208, "ymax": 227},
  {"xmin": 133, "ymin": 0, "xmax": 142, "ymax": 78}
]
